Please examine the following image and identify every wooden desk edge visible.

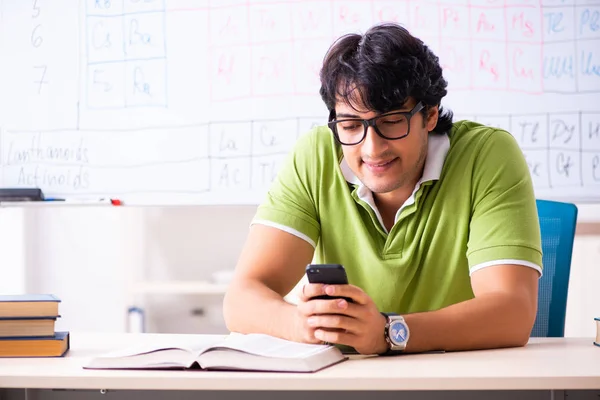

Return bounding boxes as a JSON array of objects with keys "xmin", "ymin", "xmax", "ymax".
[{"xmin": 1, "ymin": 374, "xmax": 600, "ymax": 391}]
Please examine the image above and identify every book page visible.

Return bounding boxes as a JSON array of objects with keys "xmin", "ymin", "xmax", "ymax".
[
  {"xmin": 99, "ymin": 334, "xmax": 225, "ymax": 358},
  {"xmin": 215, "ymin": 333, "xmax": 332, "ymax": 359}
]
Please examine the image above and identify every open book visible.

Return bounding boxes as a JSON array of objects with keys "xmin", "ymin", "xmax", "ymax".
[{"xmin": 84, "ymin": 333, "xmax": 346, "ymax": 372}]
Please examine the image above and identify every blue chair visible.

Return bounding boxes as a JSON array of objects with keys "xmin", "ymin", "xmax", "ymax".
[{"xmin": 531, "ymin": 199, "xmax": 578, "ymax": 337}]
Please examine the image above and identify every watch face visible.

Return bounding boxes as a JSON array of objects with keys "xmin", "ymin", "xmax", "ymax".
[{"xmin": 390, "ymin": 320, "xmax": 408, "ymax": 345}]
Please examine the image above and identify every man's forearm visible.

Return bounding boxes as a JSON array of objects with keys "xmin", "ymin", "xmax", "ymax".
[
  {"xmin": 223, "ymin": 280, "xmax": 298, "ymax": 341},
  {"xmin": 403, "ymin": 293, "xmax": 536, "ymax": 353}
]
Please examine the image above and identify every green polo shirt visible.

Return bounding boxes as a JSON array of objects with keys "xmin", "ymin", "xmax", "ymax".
[{"xmin": 252, "ymin": 120, "xmax": 543, "ymax": 314}]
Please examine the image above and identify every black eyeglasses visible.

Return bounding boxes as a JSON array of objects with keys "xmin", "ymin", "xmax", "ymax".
[{"xmin": 328, "ymin": 102, "xmax": 424, "ymax": 146}]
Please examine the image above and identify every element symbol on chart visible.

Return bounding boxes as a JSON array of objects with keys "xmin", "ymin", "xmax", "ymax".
[{"xmin": 85, "ymin": 0, "xmax": 167, "ymax": 109}]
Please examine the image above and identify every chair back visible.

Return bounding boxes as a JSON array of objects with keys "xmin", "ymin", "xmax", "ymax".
[{"xmin": 531, "ymin": 199, "xmax": 578, "ymax": 337}]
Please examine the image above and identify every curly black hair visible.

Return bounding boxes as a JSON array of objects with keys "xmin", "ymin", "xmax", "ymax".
[{"xmin": 319, "ymin": 23, "xmax": 453, "ymax": 135}]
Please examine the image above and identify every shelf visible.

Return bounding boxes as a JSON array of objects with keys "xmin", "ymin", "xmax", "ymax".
[{"xmin": 130, "ymin": 280, "xmax": 229, "ymax": 295}]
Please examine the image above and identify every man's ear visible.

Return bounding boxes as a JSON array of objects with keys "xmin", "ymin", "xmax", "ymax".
[{"xmin": 426, "ymin": 106, "xmax": 439, "ymax": 131}]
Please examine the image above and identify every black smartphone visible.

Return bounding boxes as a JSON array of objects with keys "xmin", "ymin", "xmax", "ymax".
[{"xmin": 305, "ymin": 264, "xmax": 352, "ymax": 302}]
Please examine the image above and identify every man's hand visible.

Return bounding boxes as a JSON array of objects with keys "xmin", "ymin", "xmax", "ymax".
[{"xmin": 296, "ymin": 283, "xmax": 388, "ymax": 355}]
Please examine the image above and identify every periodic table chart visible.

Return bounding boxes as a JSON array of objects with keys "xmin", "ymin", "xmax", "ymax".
[{"xmin": 0, "ymin": 0, "xmax": 598, "ymax": 204}]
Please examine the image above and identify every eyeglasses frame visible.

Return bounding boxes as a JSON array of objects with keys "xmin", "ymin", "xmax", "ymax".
[{"xmin": 328, "ymin": 101, "xmax": 425, "ymax": 146}]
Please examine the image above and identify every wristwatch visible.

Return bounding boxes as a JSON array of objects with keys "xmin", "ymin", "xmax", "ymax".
[{"xmin": 381, "ymin": 312, "xmax": 410, "ymax": 354}]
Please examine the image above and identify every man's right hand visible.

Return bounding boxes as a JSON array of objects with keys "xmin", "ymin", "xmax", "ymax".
[
  {"xmin": 294, "ymin": 282, "xmax": 353, "ymax": 344},
  {"xmin": 293, "ymin": 283, "xmax": 328, "ymax": 344}
]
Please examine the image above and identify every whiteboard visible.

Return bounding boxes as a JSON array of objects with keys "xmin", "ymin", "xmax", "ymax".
[{"xmin": 0, "ymin": 0, "xmax": 598, "ymax": 205}]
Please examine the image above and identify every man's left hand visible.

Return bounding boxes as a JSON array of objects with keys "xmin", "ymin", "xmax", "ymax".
[{"xmin": 298, "ymin": 283, "xmax": 388, "ymax": 355}]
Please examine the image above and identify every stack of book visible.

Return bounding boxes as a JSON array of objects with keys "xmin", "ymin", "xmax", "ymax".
[{"xmin": 0, "ymin": 294, "xmax": 70, "ymax": 357}]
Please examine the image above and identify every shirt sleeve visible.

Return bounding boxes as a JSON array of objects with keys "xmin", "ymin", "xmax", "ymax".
[
  {"xmin": 251, "ymin": 129, "xmax": 321, "ymax": 247},
  {"xmin": 467, "ymin": 129, "xmax": 543, "ymax": 274}
]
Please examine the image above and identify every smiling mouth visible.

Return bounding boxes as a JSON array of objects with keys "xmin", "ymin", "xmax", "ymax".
[{"xmin": 363, "ymin": 158, "xmax": 397, "ymax": 168}]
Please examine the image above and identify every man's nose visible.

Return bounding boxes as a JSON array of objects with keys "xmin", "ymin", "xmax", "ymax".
[{"xmin": 361, "ymin": 125, "xmax": 389, "ymax": 155}]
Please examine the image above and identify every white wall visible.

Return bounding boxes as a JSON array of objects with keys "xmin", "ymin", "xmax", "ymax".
[
  {"xmin": 0, "ymin": 208, "xmax": 26, "ymax": 294},
  {"xmin": 20, "ymin": 206, "xmax": 146, "ymax": 333},
  {"xmin": 565, "ymin": 234, "xmax": 600, "ymax": 338},
  {"xmin": 1, "ymin": 203, "xmax": 598, "ymax": 337}
]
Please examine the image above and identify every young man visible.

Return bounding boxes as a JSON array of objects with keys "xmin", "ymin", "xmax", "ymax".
[{"xmin": 223, "ymin": 23, "xmax": 542, "ymax": 355}]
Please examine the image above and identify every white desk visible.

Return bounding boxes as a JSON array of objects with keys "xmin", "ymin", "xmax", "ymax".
[{"xmin": 0, "ymin": 332, "xmax": 599, "ymax": 400}]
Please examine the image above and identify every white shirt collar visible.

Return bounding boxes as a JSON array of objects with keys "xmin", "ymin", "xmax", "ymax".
[{"xmin": 339, "ymin": 133, "xmax": 450, "ymax": 232}]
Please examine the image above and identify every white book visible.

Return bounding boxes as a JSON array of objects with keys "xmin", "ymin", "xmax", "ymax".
[{"xmin": 84, "ymin": 333, "xmax": 347, "ymax": 373}]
